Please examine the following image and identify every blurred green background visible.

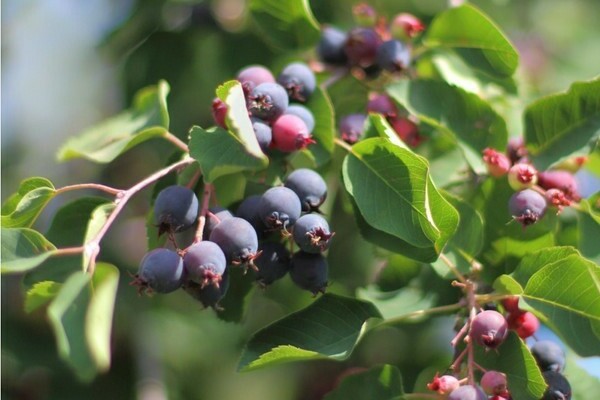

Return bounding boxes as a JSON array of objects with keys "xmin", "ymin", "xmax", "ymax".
[{"xmin": 2, "ymin": 0, "xmax": 600, "ymax": 399}]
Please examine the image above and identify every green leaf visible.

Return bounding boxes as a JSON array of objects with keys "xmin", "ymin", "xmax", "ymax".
[
  {"xmin": 47, "ymin": 263, "xmax": 119, "ymax": 382},
  {"xmin": 431, "ymin": 194, "xmax": 484, "ymax": 279},
  {"xmin": 303, "ymin": 86, "xmax": 335, "ymax": 166},
  {"xmin": 387, "ymin": 79, "xmax": 508, "ymax": 173},
  {"xmin": 566, "ymin": 352, "xmax": 600, "ymax": 400},
  {"xmin": 357, "ymin": 286, "xmax": 436, "ymax": 321},
  {"xmin": 45, "ymin": 197, "xmax": 110, "ymax": 247},
  {"xmin": 25, "ymin": 281, "xmax": 62, "ymax": 313},
  {"xmin": 189, "ymin": 81, "xmax": 268, "ymax": 182},
  {"xmin": 1, "ymin": 177, "xmax": 56, "ymax": 228},
  {"xmin": 238, "ymin": 293, "xmax": 382, "ymax": 371},
  {"xmin": 475, "ymin": 332, "xmax": 547, "ymax": 400},
  {"xmin": 511, "ymin": 249, "xmax": 600, "ymax": 356},
  {"xmin": 57, "ymin": 80, "xmax": 172, "ymax": 163},
  {"xmin": 1, "ymin": 228, "xmax": 56, "ymax": 273},
  {"xmin": 579, "ymin": 208, "xmax": 600, "ymax": 263},
  {"xmin": 524, "ymin": 78, "xmax": 600, "ymax": 170},
  {"xmin": 424, "ymin": 4, "xmax": 518, "ymax": 78},
  {"xmin": 249, "ymin": 0, "xmax": 319, "ymax": 50},
  {"xmin": 342, "ymin": 138, "xmax": 458, "ymax": 255},
  {"xmin": 363, "ymin": 114, "xmax": 409, "ymax": 149},
  {"xmin": 324, "ymin": 364, "xmax": 404, "ymax": 400},
  {"xmin": 83, "ymin": 203, "xmax": 116, "ymax": 271}
]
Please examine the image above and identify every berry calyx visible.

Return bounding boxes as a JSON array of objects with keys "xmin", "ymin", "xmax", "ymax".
[
  {"xmin": 508, "ymin": 163, "xmax": 538, "ymax": 190},
  {"xmin": 545, "ymin": 189, "xmax": 571, "ymax": 213},
  {"xmin": 248, "ymin": 82, "xmax": 289, "ymax": 122},
  {"xmin": 483, "ymin": 147, "xmax": 511, "ymax": 177},
  {"xmin": 390, "ymin": 13, "xmax": 425, "ymax": 40},
  {"xmin": 209, "ymin": 217, "xmax": 260, "ymax": 270},
  {"xmin": 258, "ymin": 186, "xmax": 302, "ymax": 231},
  {"xmin": 427, "ymin": 373, "xmax": 460, "ymax": 395},
  {"xmin": 293, "ymin": 214, "xmax": 335, "ymax": 253},
  {"xmin": 470, "ymin": 310, "xmax": 508, "ymax": 349}
]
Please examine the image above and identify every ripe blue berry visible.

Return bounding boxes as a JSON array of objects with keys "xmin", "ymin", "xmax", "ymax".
[
  {"xmin": 209, "ymin": 217, "xmax": 259, "ymax": 268},
  {"xmin": 285, "ymin": 104, "xmax": 315, "ymax": 132},
  {"xmin": 248, "ymin": 82, "xmax": 289, "ymax": 122},
  {"xmin": 542, "ymin": 371, "xmax": 571, "ymax": 400},
  {"xmin": 509, "ymin": 189, "xmax": 547, "ymax": 226},
  {"xmin": 447, "ymin": 385, "xmax": 487, "ymax": 400},
  {"xmin": 277, "ymin": 62, "xmax": 316, "ymax": 103},
  {"xmin": 470, "ymin": 310, "xmax": 508, "ymax": 349},
  {"xmin": 251, "ymin": 117, "xmax": 273, "ymax": 151},
  {"xmin": 317, "ymin": 26, "xmax": 348, "ymax": 65},
  {"xmin": 258, "ymin": 187, "xmax": 302, "ymax": 231},
  {"xmin": 531, "ymin": 341, "xmax": 566, "ymax": 373},
  {"xmin": 290, "ymin": 251, "xmax": 328, "ymax": 295},
  {"xmin": 254, "ymin": 242, "xmax": 291, "ymax": 286},
  {"xmin": 271, "ymin": 114, "xmax": 314, "ymax": 153},
  {"xmin": 236, "ymin": 195, "xmax": 266, "ymax": 236},
  {"xmin": 284, "ymin": 168, "xmax": 327, "ymax": 212},
  {"xmin": 203, "ymin": 206, "xmax": 234, "ymax": 240},
  {"xmin": 183, "ymin": 241, "xmax": 227, "ymax": 287},
  {"xmin": 154, "ymin": 185, "xmax": 199, "ymax": 235},
  {"xmin": 133, "ymin": 248, "xmax": 184, "ymax": 294},
  {"xmin": 184, "ymin": 268, "xmax": 230, "ymax": 310},
  {"xmin": 339, "ymin": 114, "xmax": 367, "ymax": 144},
  {"xmin": 293, "ymin": 214, "xmax": 334, "ymax": 253},
  {"xmin": 344, "ymin": 27, "xmax": 382, "ymax": 67},
  {"xmin": 376, "ymin": 40, "xmax": 411, "ymax": 72}
]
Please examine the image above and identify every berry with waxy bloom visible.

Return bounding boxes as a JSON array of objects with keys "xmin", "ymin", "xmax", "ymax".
[
  {"xmin": 483, "ymin": 147, "xmax": 511, "ymax": 177},
  {"xmin": 508, "ymin": 163, "xmax": 538, "ymax": 190},
  {"xmin": 509, "ymin": 189, "xmax": 547, "ymax": 227},
  {"xmin": 481, "ymin": 370, "xmax": 508, "ymax": 396},
  {"xmin": 531, "ymin": 340, "xmax": 566, "ymax": 373},
  {"xmin": 271, "ymin": 114, "xmax": 314, "ymax": 152},
  {"xmin": 427, "ymin": 373, "xmax": 460, "ymax": 395},
  {"xmin": 470, "ymin": 310, "xmax": 508, "ymax": 349},
  {"xmin": 448, "ymin": 385, "xmax": 487, "ymax": 400}
]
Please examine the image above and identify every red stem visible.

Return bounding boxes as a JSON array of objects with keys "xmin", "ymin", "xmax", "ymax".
[
  {"xmin": 163, "ymin": 131, "xmax": 189, "ymax": 152},
  {"xmin": 195, "ymin": 183, "xmax": 214, "ymax": 242},
  {"xmin": 57, "ymin": 183, "xmax": 121, "ymax": 196}
]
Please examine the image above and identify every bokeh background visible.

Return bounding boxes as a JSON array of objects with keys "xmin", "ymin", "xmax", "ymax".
[{"xmin": 2, "ymin": 0, "xmax": 600, "ymax": 399}]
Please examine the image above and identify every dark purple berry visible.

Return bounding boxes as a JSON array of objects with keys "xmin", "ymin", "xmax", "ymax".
[
  {"xmin": 183, "ymin": 241, "xmax": 227, "ymax": 287},
  {"xmin": 271, "ymin": 114, "xmax": 314, "ymax": 153},
  {"xmin": 203, "ymin": 206, "xmax": 234, "ymax": 240},
  {"xmin": 289, "ymin": 251, "xmax": 328, "ymax": 295},
  {"xmin": 376, "ymin": 39, "xmax": 411, "ymax": 72},
  {"xmin": 209, "ymin": 217, "xmax": 259, "ymax": 269},
  {"xmin": 248, "ymin": 82, "xmax": 289, "ymax": 122},
  {"xmin": 317, "ymin": 26, "xmax": 348, "ymax": 65},
  {"xmin": 447, "ymin": 385, "xmax": 487, "ymax": 400},
  {"xmin": 542, "ymin": 371, "xmax": 571, "ymax": 400},
  {"xmin": 251, "ymin": 117, "xmax": 272, "ymax": 151},
  {"xmin": 237, "ymin": 65, "xmax": 275, "ymax": 93},
  {"xmin": 284, "ymin": 168, "xmax": 327, "ymax": 212},
  {"xmin": 153, "ymin": 185, "xmax": 199, "ymax": 235},
  {"xmin": 184, "ymin": 268, "xmax": 230, "ymax": 310},
  {"xmin": 531, "ymin": 341, "xmax": 566, "ymax": 373},
  {"xmin": 133, "ymin": 248, "xmax": 184, "ymax": 294},
  {"xmin": 258, "ymin": 187, "xmax": 302, "ymax": 231},
  {"xmin": 509, "ymin": 189, "xmax": 547, "ymax": 226},
  {"xmin": 254, "ymin": 242, "xmax": 291, "ymax": 286},
  {"xmin": 236, "ymin": 195, "xmax": 266, "ymax": 235},
  {"xmin": 293, "ymin": 214, "xmax": 334, "ymax": 253},
  {"xmin": 285, "ymin": 104, "xmax": 315, "ymax": 132},
  {"xmin": 367, "ymin": 93, "xmax": 398, "ymax": 118},
  {"xmin": 277, "ymin": 62, "xmax": 316, "ymax": 103},
  {"xmin": 339, "ymin": 114, "xmax": 367, "ymax": 144},
  {"xmin": 344, "ymin": 27, "xmax": 382, "ymax": 67},
  {"xmin": 470, "ymin": 310, "xmax": 508, "ymax": 349}
]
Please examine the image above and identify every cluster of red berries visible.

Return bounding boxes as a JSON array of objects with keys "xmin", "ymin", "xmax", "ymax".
[{"xmin": 482, "ymin": 137, "xmax": 583, "ymax": 226}]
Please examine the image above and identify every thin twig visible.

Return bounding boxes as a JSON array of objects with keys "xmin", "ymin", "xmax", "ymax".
[
  {"xmin": 52, "ymin": 246, "xmax": 85, "ymax": 256},
  {"xmin": 56, "ymin": 183, "xmax": 121, "ymax": 196},
  {"xmin": 439, "ymin": 253, "xmax": 467, "ymax": 284},
  {"xmin": 195, "ymin": 183, "xmax": 213, "ymax": 242},
  {"xmin": 384, "ymin": 302, "xmax": 464, "ymax": 326},
  {"xmin": 163, "ymin": 131, "xmax": 189, "ymax": 153}
]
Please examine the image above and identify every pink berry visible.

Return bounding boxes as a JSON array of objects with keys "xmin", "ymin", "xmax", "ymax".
[
  {"xmin": 390, "ymin": 13, "xmax": 425, "ymax": 40},
  {"xmin": 427, "ymin": 373, "xmax": 460, "ymax": 395},
  {"xmin": 502, "ymin": 296, "xmax": 520, "ymax": 313},
  {"xmin": 545, "ymin": 188, "xmax": 571, "ymax": 213},
  {"xmin": 507, "ymin": 311, "xmax": 539, "ymax": 339},
  {"xmin": 237, "ymin": 65, "xmax": 275, "ymax": 92},
  {"xmin": 211, "ymin": 98, "xmax": 228, "ymax": 129},
  {"xmin": 481, "ymin": 370, "xmax": 508, "ymax": 396},
  {"xmin": 271, "ymin": 114, "xmax": 314, "ymax": 153},
  {"xmin": 538, "ymin": 170, "xmax": 580, "ymax": 201},
  {"xmin": 483, "ymin": 148, "xmax": 511, "ymax": 177},
  {"xmin": 470, "ymin": 310, "xmax": 508, "ymax": 349},
  {"xmin": 508, "ymin": 163, "xmax": 538, "ymax": 190}
]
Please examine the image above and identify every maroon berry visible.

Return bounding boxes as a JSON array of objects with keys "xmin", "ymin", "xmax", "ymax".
[
  {"xmin": 390, "ymin": 13, "xmax": 425, "ymax": 40},
  {"xmin": 271, "ymin": 114, "xmax": 314, "ymax": 152},
  {"xmin": 367, "ymin": 93, "xmax": 398, "ymax": 118},
  {"xmin": 481, "ymin": 370, "xmax": 508, "ymax": 396},
  {"xmin": 339, "ymin": 114, "xmax": 367, "ymax": 144},
  {"xmin": 509, "ymin": 189, "xmax": 547, "ymax": 227},
  {"xmin": 344, "ymin": 27, "xmax": 382, "ymax": 67},
  {"xmin": 483, "ymin": 147, "xmax": 511, "ymax": 177},
  {"xmin": 538, "ymin": 170, "xmax": 580, "ymax": 201},
  {"xmin": 507, "ymin": 137, "xmax": 527, "ymax": 164},
  {"xmin": 470, "ymin": 310, "xmax": 508, "ymax": 349},
  {"xmin": 212, "ymin": 98, "xmax": 228, "ymax": 129},
  {"xmin": 508, "ymin": 163, "xmax": 538, "ymax": 190},
  {"xmin": 389, "ymin": 116, "xmax": 423, "ymax": 147},
  {"xmin": 501, "ymin": 296, "xmax": 520, "ymax": 313},
  {"xmin": 427, "ymin": 373, "xmax": 460, "ymax": 395},
  {"xmin": 507, "ymin": 311, "xmax": 539, "ymax": 339}
]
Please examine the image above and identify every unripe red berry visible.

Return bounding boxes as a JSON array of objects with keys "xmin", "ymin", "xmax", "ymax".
[
  {"xmin": 508, "ymin": 311, "xmax": 539, "ymax": 339},
  {"xmin": 427, "ymin": 373, "xmax": 460, "ymax": 395},
  {"xmin": 271, "ymin": 114, "xmax": 314, "ymax": 152},
  {"xmin": 389, "ymin": 116, "xmax": 423, "ymax": 147},
  {"xmin": 483, "ymin": 148, "xmax": 511, "ymax": 177},
  {"xmin": 470, "ymin": 310, "xmax": 508, "ymax": 349},
  {"xmin": 390, "ymin": 13, "xmax": 425, "ymax": 40},
  {"xmin": 502, "ymin": 296, "xmax": 520, "ymax": 313},
  {"xmin": 211, "ymin": 98, "xmax": 228, "ymax": 129},
  {"xmin": 545, "ymin": 188, "xmax": 571, "ymax": 213},
  {"xmin": 481, "ymin": 370, "xmax": 508, "ymax": 396},
  {"xmin": 508, "ymin": 163, "xmax": 538, "ymax": 190}
]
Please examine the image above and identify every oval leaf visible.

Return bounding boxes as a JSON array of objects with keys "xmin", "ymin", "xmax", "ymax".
[
  {"xmin": 25, "ymin": 281, "xmax": 63, "ymax": 313},
  {"xmin": 58, "ymin": 80, "xmax": 172, "ymax": 163},
  {"xmin": 249, "ymin": 0, "xmax": 319, "ymax": 50},
  {"xmin": 342, "ymin": 138, "xmax": 458, "ymax": 251},
  {"xmin": 524, "ymin": 78, "xmax": 600, "ymax": 170},
  {"xmin": 324, "ymin": 364, "xmax": 404, "ymax": 400},
  {"xmin": 238, "ymin": 293, "xmax": 382, "ymax": 371},
  {"xmin": 424, "ymin": 4, "xmax": 518, "ymax": 78},
  {"xmin": 387, "ymin": 79, "xmax": 508, "ymax": 173},
  {"xmin": 1, "ymin": 228, "xmax": 57, "ymax": 274},
  {"xmin": 1, "ymin": 177, "xmax": 56, "ymax": 228}
]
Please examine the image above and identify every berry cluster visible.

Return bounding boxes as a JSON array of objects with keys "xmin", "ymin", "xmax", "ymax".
[
  {"xmin": 482, "ymin": 138, "xmax": 583, "ymax": 227},
  {"xmin": 212, "ymin": 62, "xmax": 317, "ymax": 154},
  {"xmin": 131, "ymin": 167, "xmax": 334, "ymax": 309}
]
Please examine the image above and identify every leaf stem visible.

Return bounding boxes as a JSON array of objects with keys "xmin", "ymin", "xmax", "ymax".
[
  {"xmin": 439, "ymin": 253, "xmax": 467, "ymax": 284},
  {"xmin": 195, "ymin": 183, "xmax": 214, "ymax": 243},
  {"xmin": 52, "ymin": 246, "xmax": 85, "ymax": 256},
  {"xmin": 163, "ymin": 131, "xmax": 189, "ymax": 152},
  {"xmin": 56, "ymin": 183, "xmax": 121, "ymax": 196},
  {"xmin": 84, "ymin": 157, "xmax": 196, "ymax": 274},
  {"xmin": 334, "ymin": 137, "xmax": 353, "ymax": 152},
  {"xmin": 384, "ymin": 302, "xmax": 464, "ymax": 326}
]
